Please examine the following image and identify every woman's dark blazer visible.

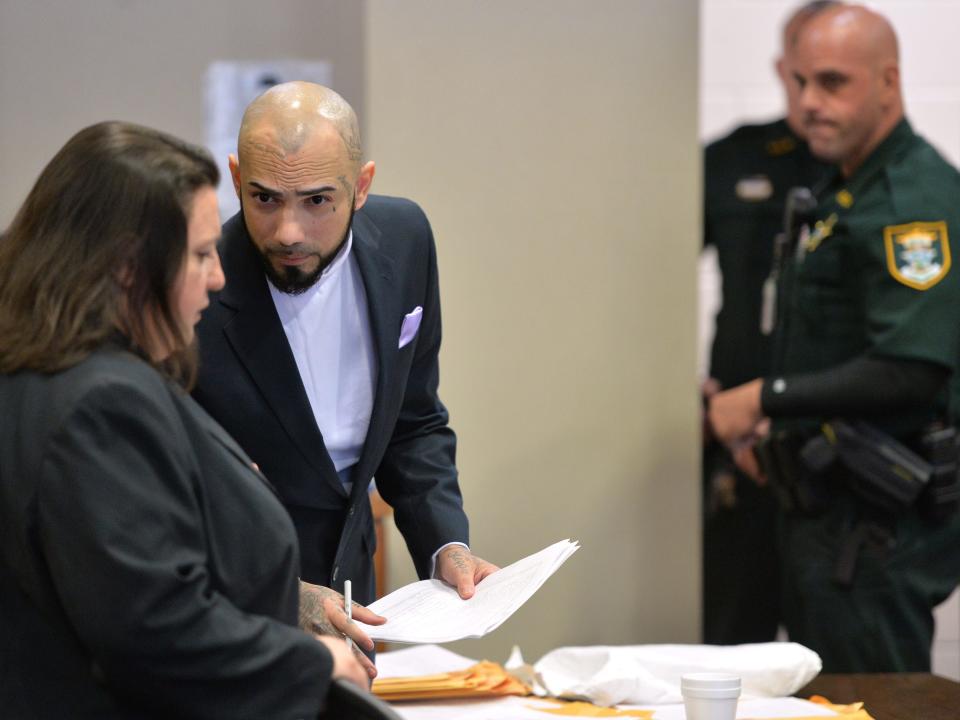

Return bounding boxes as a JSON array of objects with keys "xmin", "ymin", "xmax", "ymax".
[{"xmin": 0, "ymin": 349, "xmax": 332, "ymax": 719}]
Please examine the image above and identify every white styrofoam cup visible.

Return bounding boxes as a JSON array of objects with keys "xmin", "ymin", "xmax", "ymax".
[{"xmin": 681, "ymin": 673, "xmax": 741, "ymax": 720}]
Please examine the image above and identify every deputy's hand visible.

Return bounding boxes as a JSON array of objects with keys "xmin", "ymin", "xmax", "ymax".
[
  {"xmin": 708, "ymin": 378, "xmax": 764, "ymax": 445},
  {"xmin": 298, "ymin": 580, "xmax": 386, "ymax": 679},
  {"xmin": 730, "ymin": 417, "xmax": 770, "ymax": 485},
  {"xmin": 436, "ymin": 546, "xmax": 499, "ymax": 600},
  {"xmin": 317, "ymin": 636, "xmax": 369, "ymax": 690}
]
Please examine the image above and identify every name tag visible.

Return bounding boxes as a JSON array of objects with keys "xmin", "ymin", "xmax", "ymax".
[{"xmin": 735, "ymin": 175, "xmax": 773, "ymax": 202}]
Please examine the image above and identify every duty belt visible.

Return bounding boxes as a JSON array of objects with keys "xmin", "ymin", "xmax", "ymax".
[{"xmin": 758, "ymin": 420, "xmax": 960, "ymax": 586}]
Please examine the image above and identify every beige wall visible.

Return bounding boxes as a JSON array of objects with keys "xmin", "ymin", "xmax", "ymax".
[
  {"xmin": 0, "ymin": 0, "xmax": 365, "ymax": 227},
  {"xmin": 367, "ymin": 0, "xmax": 701, "ymax": 661}
]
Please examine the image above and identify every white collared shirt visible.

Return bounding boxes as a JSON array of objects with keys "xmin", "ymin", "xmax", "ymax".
[
  {"xmin": 268, "ymin": 232, "xmax": 467, "ymax": 570},
  {"xmin": 268, "ymin": 231, "xmax": 376, "ymax": 491}
]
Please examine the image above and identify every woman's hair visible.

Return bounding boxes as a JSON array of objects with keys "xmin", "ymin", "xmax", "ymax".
[{"xmin": 0, "ymin": 121, "xmax": 219, "ymax": 386}]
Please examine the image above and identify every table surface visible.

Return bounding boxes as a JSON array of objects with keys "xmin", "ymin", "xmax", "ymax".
[{"xmin": 799, "ymin": 673, "xmax": 960, "ymax": 720}]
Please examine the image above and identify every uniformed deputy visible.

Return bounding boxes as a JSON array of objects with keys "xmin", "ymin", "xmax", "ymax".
[
  {"xmin": 709, "ymin": 4, "xmax": 960, "ymax": 672},
  {"xmin": 701, "ymin": 1, "xmax": 834, "ymax": 646}
]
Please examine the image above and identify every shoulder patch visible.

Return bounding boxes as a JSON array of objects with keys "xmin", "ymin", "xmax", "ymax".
[{"xmin": 884, "ymin": 221, "xmax": 951, "ymax": 290}]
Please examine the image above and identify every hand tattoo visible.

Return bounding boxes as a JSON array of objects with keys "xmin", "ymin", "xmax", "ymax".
[
  {"xmin": 298, "ymin": 582, "xmax": 343, "ymax": 637},
  {"xmin": 447, "ymin": 549, "xmax": 471, "ymax": 573}
]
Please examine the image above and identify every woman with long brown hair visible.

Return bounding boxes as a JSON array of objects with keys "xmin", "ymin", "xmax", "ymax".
[{"xmin": 0, "ymin": 121, "xmax": 365, "ymax": 718}]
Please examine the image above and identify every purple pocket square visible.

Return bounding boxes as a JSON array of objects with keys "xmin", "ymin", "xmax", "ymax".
[{"xmin": 398, "ymin": 306, "xmax": 423, "ymax": 348}]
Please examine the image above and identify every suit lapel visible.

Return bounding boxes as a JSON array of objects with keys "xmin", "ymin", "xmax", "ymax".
[
  {"xmin": 218, "ymin": 215, "xmax": 343, "ymax": 495},
  {"xmin": 350, "ymin": 211, "xmax": 398, "ymax": 503}
]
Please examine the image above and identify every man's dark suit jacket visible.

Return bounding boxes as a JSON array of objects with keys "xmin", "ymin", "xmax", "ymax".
[
  {"xmin": 193, "ymin": 194, "xmax": 469, "ymax": 603},
  {"xmin": 0, "ymin": 349, "xmax": 333, "ymax": 719}
]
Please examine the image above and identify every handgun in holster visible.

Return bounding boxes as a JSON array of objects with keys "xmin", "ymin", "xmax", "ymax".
[
  {"xmin": 799, "ymin": 420, "xmax": 931, "ymax": 513},
  {"xmin": 799, "ymin": 420, "xmax": 932, "ymax": 587}
]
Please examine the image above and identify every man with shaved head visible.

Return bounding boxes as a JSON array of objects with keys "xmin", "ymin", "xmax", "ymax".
[
  {"xmin": 709, "ymin": 6, "xmax": 960, "ymax": 671},
  {"xmin": 701, "ymin": 0, "xmax": 835, "ymax": 647},
  {"xmin": 194, "ymin": 82, "xmax": 496, "ymax": 657}
]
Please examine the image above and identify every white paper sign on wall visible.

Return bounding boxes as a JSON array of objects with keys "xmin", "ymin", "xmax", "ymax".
[{"xmin": 204, "ymin": 60, "xmax": 333, "ymax": 220}]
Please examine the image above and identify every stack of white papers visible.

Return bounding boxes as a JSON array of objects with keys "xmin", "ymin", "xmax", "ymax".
[{"xmin": 356, "ymin": 539, "xmax": 579, "ymax": 644}]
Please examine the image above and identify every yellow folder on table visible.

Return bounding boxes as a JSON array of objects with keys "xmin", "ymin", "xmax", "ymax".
[{"xmin": 372, "ymin": 660, "xmax": 530, "ymax": 701}]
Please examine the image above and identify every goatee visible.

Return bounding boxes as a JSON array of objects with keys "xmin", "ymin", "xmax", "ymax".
[{"xmin": 245, "ymin": 201, "xmax": 355, "ymax": 295}]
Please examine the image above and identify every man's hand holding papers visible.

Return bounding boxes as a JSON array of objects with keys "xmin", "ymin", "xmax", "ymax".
[
  {"xmin": 356, "ymin": 539, "xmax": 580, "ymax": 644},
  {"xmin": 436, "ymin": 545, "xmax": 500, "ymax": 599},
  {"xmin": 299, "ymin": 580, "xmax": 386, "ymax": 678}
]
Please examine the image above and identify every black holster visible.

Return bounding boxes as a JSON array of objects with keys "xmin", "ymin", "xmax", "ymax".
[
  {"xmin": 800, "ymin": 420, "xmax": 931, "ymax": 514},
  {"xmin": 759, "ymin": 420, "xmax": 959, "ymax": 587}
]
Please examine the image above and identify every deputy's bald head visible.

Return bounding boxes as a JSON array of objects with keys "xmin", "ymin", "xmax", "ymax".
[
  {"xmin": 781, "ymin": 1, "xmax": 841, "ymax": 53},
  {"xmin": 801, "ymin": 4, "xmax": 899, "ymax": 70},
  {"xmin": 238, "ymin": 81, "xmax": 362, "ymax": 170}
]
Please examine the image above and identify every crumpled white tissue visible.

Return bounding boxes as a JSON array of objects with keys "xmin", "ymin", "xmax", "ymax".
[{"xmin": 527, "ymin": 643, "xmax": 822, "ymax": 707}]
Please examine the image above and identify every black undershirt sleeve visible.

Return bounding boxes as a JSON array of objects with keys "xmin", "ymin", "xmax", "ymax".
[{"xmin": 760, "ymin": 355, "xmax": 949, "ymax": 418}]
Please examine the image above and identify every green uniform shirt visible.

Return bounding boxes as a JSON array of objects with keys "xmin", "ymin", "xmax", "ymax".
[
  {"xmin": 704, "ymin": 119, "xmax": 828, "ymax": 388},
  {"xmin": 772, "ymin": 119, "xmax": 960, "ymax": 436}
]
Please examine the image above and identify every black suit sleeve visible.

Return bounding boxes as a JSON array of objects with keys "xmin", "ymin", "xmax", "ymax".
[
  {"xmin": 373, "ymin": 212, "xmax": 469, "ymax": 580},
  {"xmin": 36, "ymin": 380, "xmax": 332, "ymax": 719}
]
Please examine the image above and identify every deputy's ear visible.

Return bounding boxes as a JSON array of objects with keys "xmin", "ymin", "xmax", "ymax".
[
  {"xmin": 228, "ymin": 154, "xmax": 242, "ymax": 199},
  {"xmin": 353, "ymin": 161, "xmax": 376, "ymax": 211},
  {"xmin": 775, "ymin": 57, "xmax": 787, "ymax": 83},
  {"xmin": 883, "ymin": 63, "xmax": 900, "ymax": 91},
  {"xmin": 879, "ymin": 63, "xmax": 900, "ymax": 109}
]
